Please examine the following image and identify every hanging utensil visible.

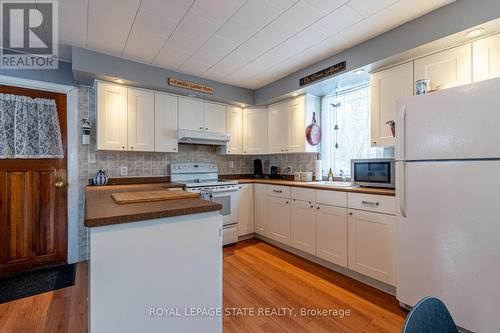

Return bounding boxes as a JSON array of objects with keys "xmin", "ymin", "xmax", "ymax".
[{"xmin": 305, "ymin": 112, "xmax": 321, "ymax": 146}]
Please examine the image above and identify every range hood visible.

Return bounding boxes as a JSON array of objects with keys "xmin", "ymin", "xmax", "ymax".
[{"xmin": 177, "ymin": 129, "xmax": 230, "ymax": 146}]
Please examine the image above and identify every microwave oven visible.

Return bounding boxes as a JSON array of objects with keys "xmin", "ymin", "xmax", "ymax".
[{"xmin": 351, "ymin": 158, "xmax": 395, "ymax": 188}]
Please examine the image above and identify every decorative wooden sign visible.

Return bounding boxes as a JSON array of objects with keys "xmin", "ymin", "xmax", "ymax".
[
  {"xmin": 168, "ymin": 78, "xmax": 215, "ymax": 94},
  {"xmin": 299, "ymin": 61, "xmax": 346, "ymax": 86}
]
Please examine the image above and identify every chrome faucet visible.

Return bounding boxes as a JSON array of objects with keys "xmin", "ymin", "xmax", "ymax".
[{"xmin": 339, "ymin": 169, "xmax": 347, "ymax": 182}]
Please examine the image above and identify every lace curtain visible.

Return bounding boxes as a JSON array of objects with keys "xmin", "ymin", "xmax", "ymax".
[{"xmin": 0, "ymin": 93, "xmax": 64, "ymax": 158}]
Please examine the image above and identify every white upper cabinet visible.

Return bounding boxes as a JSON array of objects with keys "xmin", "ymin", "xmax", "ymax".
[
  {"xmin": 203, "ymin": 103, "xmax": 226, "ymax": 134},
  {"xmin": 473, "ymin": 33, "xmax": 500, "ymax": 82},
  {"xmin": 179, "ymin": 97, "xmax": 204, "ymax": 131},
  {"xmin": 127, "ymin": 88, "xmax": 155, "ymax": 152},
  {"xmin": 267, "ymin": 95, "xmax": 320, "ymax": 154},
  {"xmin": 243, "ymin": 107, "xmax": 268, "ymax": 155},
  {"xmin": 268, "ymin": 101, "xmax": 288, "ymax": 153},
  {"xmin": 179, "ymin": 97, "xmax": 227, "ymax": 134},
  {"xmin": 225, "ymin": 106, "xmax": 243, "ymax": 154},
  {"xmin": 414, "ymin": 44, "xmax": 472, "ymax": 92},
  {"xmin": 371, "ymin": 62, "xmax": 413, "ymax": 147},
  {"xmin": 97, "ymin": 82, "xmax": 128, "ymax": 151},
  {"xmin": 154, "ymin": 93, "xmax": 178, "ymax": 153}
]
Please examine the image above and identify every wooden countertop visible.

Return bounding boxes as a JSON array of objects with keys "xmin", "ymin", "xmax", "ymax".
[
  {"xmin": 84, "ymin": 184, "xmax": 222, "ymax": 228},
  {"xmin": 232, "ymin": 178, "xmax": 395, "ymax": 196}
]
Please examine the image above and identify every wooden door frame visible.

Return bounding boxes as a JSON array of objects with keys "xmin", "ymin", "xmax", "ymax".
[{"xmin": 0, "ymin": 75, "xmax": 79, "ymax": 264}]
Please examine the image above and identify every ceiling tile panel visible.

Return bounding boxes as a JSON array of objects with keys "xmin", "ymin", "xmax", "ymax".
[
  {"xmin": 87, "ymin": 0, "xmax": 141, "ymax": 56},
  {"xmin": 204, "ymin": 51, "xmax": 253, "ymax": 78},
  {"xmin": 154, "ymin": 46, "xmax": 193, "ymax": 69},
  {"xmin": 122, "ymin": 9, "xmax": 179, "ymax": 62},
  {"xmin": 315, "ymin": 5, "xmax": 363, "ymax": 35},
  {"xmin": 304, "ymin": 0, "xmax": 348, "ymax": 13},
  {"xmin": 190, "ymin": 0, "xmax": 246, "ymax": 26},
  {"xmin": 347, "ymin": 0, "xmax": 399, "ymax": 17},
  {"xmin": 140, "ymin": 0, "xmax": 193, "ymax": 18},
  {"xmin": 58, "ymin": 0, "xmax": 87, "ymax": 47}
]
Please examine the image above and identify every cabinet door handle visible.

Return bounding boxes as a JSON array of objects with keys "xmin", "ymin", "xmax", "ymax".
[
  {"xmin": 199, "ymin": 127, "xmax": 203, "ymax": 130},
  {"xmin": 362, "ymin": 200, "xmax": 379, "ymax": 206},
  {"xmin": 273, "ymin": 189, "xmax": 283, "ymax": 193},
  {"xmin": 349, "ymin": 212, "xmax": 353, "ymax": 216},
  {"xmin": 285, "ymin": 201, "xmax": 289, "ymax": 204},
  {"xmin": 122, "ymin": 145, "xmax": 125, "ymax": 149},
  {"xmin": 316, "ymin": 206, "xmax": 320, "ymax": 210},
  {"xmin": 130, "ymin": 146, "xmax": 134, "ymax": 150},
  {"xmin": 205, "ymin": 127, "xmax": 208, "ymax": 130},
  {"xmin": 310, "ymin": 205, "xmax": 314, "ymax": 208},
  {"xmin": 173, "ymin": 147, "xmax": 177, "ymax": 151}
]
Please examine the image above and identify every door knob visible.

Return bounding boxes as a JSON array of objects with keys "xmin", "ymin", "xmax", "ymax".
[{"xmin": 55, "ymin": 180, "xmax": 65, "ymax": 188}]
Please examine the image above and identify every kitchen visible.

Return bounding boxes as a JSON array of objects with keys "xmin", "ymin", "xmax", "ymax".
[{"xmin": 1, "ymin": 0, "xmax": 500, "ymax": 332}]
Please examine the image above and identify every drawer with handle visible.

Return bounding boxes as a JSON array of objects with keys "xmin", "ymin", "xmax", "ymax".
[
  {"xmin": 348, "ymin": 193, "xmax": 396, "ymax": 215},
  {"xmin": 267, "ymin": 185, "xmax": 291, "ymax": 198}
]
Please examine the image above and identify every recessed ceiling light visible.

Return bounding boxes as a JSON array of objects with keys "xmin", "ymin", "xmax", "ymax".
[
  {"xmin": 466, "ymin": 28, "xmax": 485, "ymax": 38},
  {"xmin": 240, "ymin": 104, "xmax": 246, "ymax": 107},
  {"xmin": 292, "ymin": 93, "xmax": 298, "ymax": 97},
  {"xmin": 354, "ymin": 69, "xmax": 365, "ymax": 75},
  {"xmin": 114, "ymin": 79, "xmax": 124, "ymax": 84},
  {"xmin": 187, "ymin": 93, "xmax": 197, "ymax": 97}
]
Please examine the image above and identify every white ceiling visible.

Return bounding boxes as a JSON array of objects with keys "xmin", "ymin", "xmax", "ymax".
[{"xmin": 57, "ymin": 0, "xmax": 454, "ymax": 89}]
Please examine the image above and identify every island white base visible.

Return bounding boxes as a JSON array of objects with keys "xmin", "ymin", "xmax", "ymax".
[{"xmin": 89, "ymin": 212, "xmax": 222, "ymax": 333}]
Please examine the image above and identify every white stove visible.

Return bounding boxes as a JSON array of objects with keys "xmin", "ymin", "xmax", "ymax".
[{"xmin": 170, "ymin": 163, "xmax": 239, "ymax": 246}]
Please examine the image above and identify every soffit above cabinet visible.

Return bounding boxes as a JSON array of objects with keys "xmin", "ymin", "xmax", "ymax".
[{"xmin": 59, "ymin": 0, "xmax": 453, "ymax": 89}]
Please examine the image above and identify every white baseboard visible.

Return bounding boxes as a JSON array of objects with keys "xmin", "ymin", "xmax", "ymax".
[{"xmin": 252, "ymin": 234, "xmax": 396, "ymax": 296}]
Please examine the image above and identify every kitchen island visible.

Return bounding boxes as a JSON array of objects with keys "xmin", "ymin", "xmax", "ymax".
[{"xmin": 85, "ymin": 184, "xmax": 223, "ymax": 333}]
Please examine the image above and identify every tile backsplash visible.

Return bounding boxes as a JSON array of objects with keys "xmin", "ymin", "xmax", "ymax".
[{"xmin": 77, "ymin": 85, "xmax": 318, "ymax": 261}]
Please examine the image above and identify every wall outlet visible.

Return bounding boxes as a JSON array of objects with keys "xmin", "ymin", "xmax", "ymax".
[
  {"xmin": 229, "ymin": 161, "xmax": 235, "ymax": 168},
  {"xmin": 120, "ymin": 165, "xmax": 128, "ymax": 176},
  {"xmin": 88, "ymin": 153, "xmax": 96, "ymax": 164}
]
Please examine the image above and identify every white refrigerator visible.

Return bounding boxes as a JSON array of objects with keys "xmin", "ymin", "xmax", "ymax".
[{"xmin": 395, "ymin": 77, "xmax": 500, "ymax": 332}]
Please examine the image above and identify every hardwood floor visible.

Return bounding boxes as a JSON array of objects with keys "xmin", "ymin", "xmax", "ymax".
[
  {"xmin": 223, "ymin": 239, "xmax": 406, "ymax": 333},
  {"xmin": 0, "ymin": 239, "xmax": 407, "ymax": 332},
  {"xmin": 0, "ymin": 262, "xmax": 88, "ymax": 333}
]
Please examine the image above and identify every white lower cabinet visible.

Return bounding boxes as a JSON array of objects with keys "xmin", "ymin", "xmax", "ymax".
[
  {"xmin": 267, "ymin": 195, "xmax": 291, "ymax": 245},
  {"xmin": 254, "ymin": 185, "xmax": 396, "ymax": 285},
  {"xmin": 316, "ymin": 204, "xmax": 348, "ymax": 268},
  {"xmin": 254, "ymin": 184, "xmax": 268, "ymax": 237},
  {"xmin": 291, "ymin": 199, "xmax": 316, "ymax": 255},
  {"xmin": 237, "ymin": 184, "xmax": 254, "ymax": 236},
  {"xmin": 347, "ymin": 209, "xmax": 396, "ymax": 285}
]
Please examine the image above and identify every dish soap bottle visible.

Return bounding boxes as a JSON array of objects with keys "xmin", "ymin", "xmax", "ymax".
[{"xmin": 327, "ymin": 168, "xmax": 334, "ymax": 182}]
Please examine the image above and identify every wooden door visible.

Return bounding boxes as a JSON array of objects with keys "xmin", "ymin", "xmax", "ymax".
[{"xmin": 0, "ymin": 85, "xmax": 67, "ymax": 276}]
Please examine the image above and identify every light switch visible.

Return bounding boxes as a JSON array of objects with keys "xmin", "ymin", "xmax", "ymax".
[{"xmin": 88, "ymin": 153, "xmax": 96, "ymax": 164}]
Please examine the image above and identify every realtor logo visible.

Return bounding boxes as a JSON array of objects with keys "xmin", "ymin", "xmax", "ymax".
[{"xmin": 1, "ymin": 0, "xmax": 58, "ymax": 69}]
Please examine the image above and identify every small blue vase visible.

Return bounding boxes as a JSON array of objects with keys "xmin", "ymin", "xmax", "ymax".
[{"xmin": 92, "ymin": 170, "xmax": 108, "ymax": 186}]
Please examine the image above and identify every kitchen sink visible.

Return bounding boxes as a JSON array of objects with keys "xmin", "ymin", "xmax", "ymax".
[{"xmin": 315, "ymin": 181, "xmax": 352, "ymax": 187}]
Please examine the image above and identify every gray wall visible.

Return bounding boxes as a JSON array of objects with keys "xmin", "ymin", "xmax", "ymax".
[
  {"xmin": 72, "ymin": 47, "xmax": 254, "ymax": 105},
  {"xmin": 254, "ymin": 0, "xmax": 500, "ymax": 104},
  {"xmin": 0, "ymin": 59, "xmax": 74, "ymax": 86}
]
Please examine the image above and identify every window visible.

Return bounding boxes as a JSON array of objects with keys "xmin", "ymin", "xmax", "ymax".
[{"xmin": 320, "ymin": 85, "xmax": 384, "ymax": 176}]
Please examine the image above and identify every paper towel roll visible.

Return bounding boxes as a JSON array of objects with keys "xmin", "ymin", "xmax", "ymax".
[{"xmin": 314, "ymin": 160, "xmax": 322, "ymax": 181}]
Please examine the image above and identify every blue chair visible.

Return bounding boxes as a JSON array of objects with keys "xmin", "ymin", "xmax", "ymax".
[{"xmin": 402, "ymin": 296, "xmax": 459, "ymax": 333}]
